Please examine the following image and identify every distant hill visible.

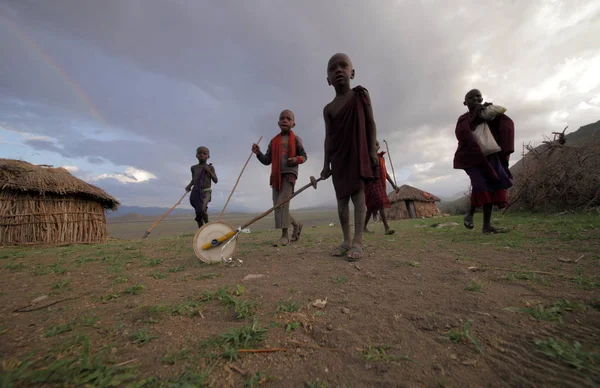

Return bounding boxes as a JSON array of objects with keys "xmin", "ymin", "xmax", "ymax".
[
  {"xmin": 106, "ymin": 204, "xmax": 250, "ymax": 218},
  {"xmin": 510, "ymin": 120, "xmax": 600, "ymax": 177}
]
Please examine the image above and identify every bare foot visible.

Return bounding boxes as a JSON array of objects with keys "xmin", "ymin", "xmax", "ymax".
[
  {"xmin": 385, "ymin": 229, "xmax": 395, "ymax": 235},
  {"xmin": 463, "ymin": 213, "xmax": 474, "ymax": 230},
  {"xmin": 291, "ymin": 223, "xmax": 303, "ymax": 242},
  {"xmin": 331, "ymin": 245, "xmax": 349, "ymax": 257},
  {"xmin": 482, "ymin": 226, "xmax": 508, "ymax": 234},
  {"xmin": 346, "ymin": 246, "xmax": 364, "ymax": 261},
  {"xmin": 272, "ymin": 237, "xmax": 290, "ymax": 247},
  {"xmin": 279, "ymin": 236, "xmax": 289, "ymax": 246}
]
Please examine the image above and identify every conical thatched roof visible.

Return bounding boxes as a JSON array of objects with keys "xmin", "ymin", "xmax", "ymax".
[
  {"xmin": 0, "ymin": 159, "xmax": 119, "ymax": 210},
  {"xmin": 388, "ymin": 184, "xmax": 440, "ymax": 203}
]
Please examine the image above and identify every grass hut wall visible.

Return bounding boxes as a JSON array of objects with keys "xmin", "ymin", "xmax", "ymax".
[
  {"xmin": 384, "ymin": 184, "xmax": 441, "ymax": 220},
  {"xmin": 0, "ymin": 159, "xmax": 119, "ymax": 246}
]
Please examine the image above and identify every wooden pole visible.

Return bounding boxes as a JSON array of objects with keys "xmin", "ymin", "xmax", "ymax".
[
  {"xmin": 142, "ymin": 191, "xmax": 189, "ymax": 239},
  {"xmin": 218, "ymin": 136, "xmax": 262, "ymax": 221},
  {"xmin": 382, "ymin": 139, "xmax": 397, "ymax": 186}
]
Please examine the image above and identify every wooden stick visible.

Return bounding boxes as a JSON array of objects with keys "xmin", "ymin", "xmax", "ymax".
[
  {"xmin": 469, "ymin": 267, "xmax": 573, "ymax": 279},
  {"xmin": 219, "ymin": 136, "xmax": 262, "ymax": 221},
  {"xmin": 237, "ymin": 348, "xmax": 288, "ymax": 353},
  {"xmin": 239, "ymin": 177, "xmax": 322, "ymax": 230},
  {"xmin": 383, "ymin": 139, "xmax": 397, "ymax": 186},
  {"xmin": 13, "ymin": 296, "xmax": 82, "ymax": 313},
  {"xmin": 142, "ymin": 191, "xmax": 189, "ymax": 239},
  {"xmin": 114, "ymin": 359, "xmax": 138, "ymax": 367}
]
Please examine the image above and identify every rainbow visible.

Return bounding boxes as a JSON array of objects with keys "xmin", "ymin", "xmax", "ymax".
[{"xmin": 1, "ymin": 14, "xmax": 108, "ymax": 125}]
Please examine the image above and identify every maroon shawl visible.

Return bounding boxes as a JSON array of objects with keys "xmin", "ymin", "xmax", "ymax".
[
  {"xmin": 328, "ymin": 85, "xmax": 376, "ymax": 199},
  {"xmin": 453, "ymin": 110, "xmax": 515, "ymax": 179}
]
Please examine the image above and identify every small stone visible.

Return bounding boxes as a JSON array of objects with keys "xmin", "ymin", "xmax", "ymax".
[
  {"xmin": 111, "ymin": 347, "xmax": 118, "ymax": 354},
  {"xmin": 243, "ymin": 274, "xmax": 265, "ymax": 281},
  {"xmin": 326, "ymin": 324, "xmax": 334, "ymax": 331},
  {"xmin": 341, "ymin": 307, "xmax": 351, "ymax": 314},
  {"xmin": 32, "ymin": 295, "xmax": 48, "ymax": 304}
]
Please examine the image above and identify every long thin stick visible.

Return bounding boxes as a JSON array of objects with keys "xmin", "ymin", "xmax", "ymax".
[
  {"xmin": 383, "ymin": 139, "xmax": 397, "ymax": 186},
  {"xmin": 237, "ymin": 348, "xmax": 288, "ymax": 353},
  {"xmin": 469, "ymin": 267, "xmax": 573, "ymax": 279},
  {"xmin": 219, "ymin": 136, "xmax": 262, "ymax": 221},
  {"xmin": 142, "ymin": 191, "xmax": 189, "ymax": 239},
  {"xmin": 239, "ymin": 177, "xmax": 322, "ymax": 230}
]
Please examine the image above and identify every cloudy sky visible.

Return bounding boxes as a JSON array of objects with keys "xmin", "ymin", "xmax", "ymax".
[{"xmin": 1, "ymin": 0, "xmax": 599, "ymax": 213}]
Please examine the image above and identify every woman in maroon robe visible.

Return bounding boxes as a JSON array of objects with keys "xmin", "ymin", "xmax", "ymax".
[{"xmin": 453, "ymin": 89, "xmax": 514, "ymax": 233}]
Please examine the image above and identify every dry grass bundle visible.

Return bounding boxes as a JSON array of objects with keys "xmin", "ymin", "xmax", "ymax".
[
  {"xmin": 0, "ymin": 159, "xmax": 119, "ymax": 246},
  {"xmin": 388, "ymin": 185, "xmax": 441, "ymax": 203},
  {"xmin": 508, "ymin": 133, "xmax": 600, "ymax": 211}
]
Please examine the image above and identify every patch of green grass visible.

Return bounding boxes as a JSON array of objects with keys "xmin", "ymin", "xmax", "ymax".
[
  {"xmin": 573, "ymin": 276, "xmax": 600, "ymax": 290},
  {"xmin": 161, "ymin": 349, "xmax": 190, "ymax": 365},
  {"xmin": 131, "ymin": 328, "xmax": 158, "ymax": 345},
  {"xmin": 407, "ymin": 261, "xmax": 421, "ymax": 268},
  {"xmin": 534, "ymin": 338, "xmax": 600, "ymax": 374},
  {"xmin": 164, "ymin": 368, "xmax": 213, "ymax": 386},
  {"xmin": 123, "ymin": 284, "xmax": 145, "ymax": 295},
  {"xmin": 170, "ymin": 301, "xmax": 202, "ymax": 318},
  {"xmin": 144, "ymin": 259, "xmax": 163, "ymax": 267},
  {"xmin": 200, "ymin": 286, "xmax": 256, "ymax": 319},
  {"xmin": 113, "ymin": 276, "xmax": 129, "ymax": 284},
  {"xmin": 44, "ymin": 320, "xmax": 77, "ymax": 337},
  {"xmin": 503, "ymin": 271, "xmax": 551, "ymax": 285},
  {"xmin": 362, "ymin": 345, "xmax": 414, "ymax": 363},
  {"xmin": 0, "ymin": 336, "xmax": 137, "ymax": 387},
  {"xmin": 52, "ymin": 278, "xmax": 71, "ymax": 289},
  {"xmin": 3, "ymin": 262, "xmax": 26, "ymax": 270},
  {"xmin": 167, "ymin": 266, "xmax": 185, "ymax": 273},
  {"xmin": 199, "ymin": 317, "xmax": 268, "ymax": 361},
  {"xmin": 442, "ymin": 320, "xmax": 484, "ymax": 354},
  {"xmin": 276, "ymin": 299, "xmax": 300, "ymax": 313},
  {"xmin": 244, "ymin": 372, "xmax": 275, "ymax": 387},
  {"xmin": 150, "ymin": 272, "xmax": 168, "ymax": 279},
  {"xmin": 331, "ymin": 275, "xmax": 348, "ymax": 284},
  {"xmin": 285, "ymin": 321, "xmax": 301, "ymax": 333},
  {"xmin": 43, "ymin": 315, "xmax": 98, "ymax": 338},
  {"xmin": 465, "ymin": 279, "xmax": 483, "ymax": 293},
  {"xmin": 506, "ymin": 299, "xmax": 587, "ymax": 322},
  {"xmin": 74, "ymin": 256, "xmax": 98, "ymax": 264},
  {"xmin": 101, "ymin": 292, "xmax": 120, "ymax": 303}
]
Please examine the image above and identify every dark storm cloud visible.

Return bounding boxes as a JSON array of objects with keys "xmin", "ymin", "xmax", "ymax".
[{"xmin": 2, "ymin": 0, "xmax": 599, "ymax": 209}]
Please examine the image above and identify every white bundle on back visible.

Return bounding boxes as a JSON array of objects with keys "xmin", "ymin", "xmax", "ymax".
[{"xmin": 480, "ymin": 105, "xmax": 507, "ymax": 121}]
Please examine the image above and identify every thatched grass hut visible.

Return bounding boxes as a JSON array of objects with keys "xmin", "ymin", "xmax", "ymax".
[
  {"xmin": 384, "ymin": 184, "xmax": 441, "ymax": 220},
  {"xmin": 0, "ymin": 159, "xmax": 119, "ymax": 246}
]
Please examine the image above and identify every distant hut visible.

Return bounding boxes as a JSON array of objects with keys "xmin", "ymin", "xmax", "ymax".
[
  {"xmin": 384, "ymin": 184, "xmax": 441, "ymax": 220},
  {"xmin": 0, "ymin": 159, "xmax": 119, "ymax": 246}
]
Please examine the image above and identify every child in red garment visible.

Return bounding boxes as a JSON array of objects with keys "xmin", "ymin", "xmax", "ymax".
[
  {"xmin": 320, "ymin": 53, "xmax": 379, "ymax": 261},
  {"xmin": 252, "ymin": 109, "xmax": 308, "ymax": 246},
  {"xmin": 364, "ymin": 140, "xmax": 398, "ymax": 235}
]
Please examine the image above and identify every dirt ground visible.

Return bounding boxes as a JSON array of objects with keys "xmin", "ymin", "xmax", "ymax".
[{"xmin": 1, "ymin": 211, "xmax": 599, "ymax": 387}]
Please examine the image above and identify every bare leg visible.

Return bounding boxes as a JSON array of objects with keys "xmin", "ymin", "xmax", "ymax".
[
  {"xmin": 279, "ymin": 228, "xmax": 290, "ymax": 245},
  {"xmin": 290, "ymin": 213, "xmax": 303, "ymax": 242},
  {"xmin": 464, "ymin": 204, "xmax": 475, "ymax": 230},
  {"xmin": 364, "ymin": 211, "xmax": 374, "ymax": 233},
  {"xmin": 347, "ymin": 189, "xmax": 366, "ymax": 261},
  {"xmin": 380, "ymin": 209, "xmax": 395, "ymax": 235},
  {"xmin": 331, "ymin": 196, "xmax": 351, "ymax": 256},
  {"xmin": 201, "ymin": 194, "xmax": 210, "ymax": 224}
]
